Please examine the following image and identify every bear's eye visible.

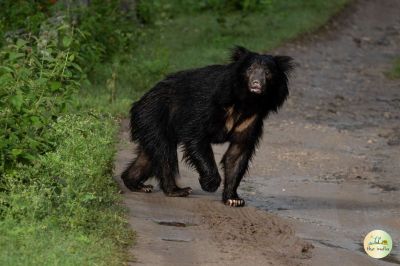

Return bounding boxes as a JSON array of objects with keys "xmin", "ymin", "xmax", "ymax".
[{"xmin": 246, "ymin": 67, "xmax": 254, "ymax": 76}]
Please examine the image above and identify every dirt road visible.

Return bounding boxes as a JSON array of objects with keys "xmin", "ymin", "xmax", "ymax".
[
  {"xmin": 115, "ymin": 119, "xmax": 312, "ymax": 266},
  {"xmin": 114, "ymin": 0, "xmax": 400, "ymax": 265}
]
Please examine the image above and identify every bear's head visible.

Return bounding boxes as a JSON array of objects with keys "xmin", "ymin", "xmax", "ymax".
[{"xmin": 231, "ymin": 46, "xmax": 294, "ymax": 96}]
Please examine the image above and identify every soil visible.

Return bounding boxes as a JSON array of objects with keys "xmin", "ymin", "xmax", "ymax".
[{"xmin": 114, "ymin": 0, "xmax": 400, "ymax": 265}]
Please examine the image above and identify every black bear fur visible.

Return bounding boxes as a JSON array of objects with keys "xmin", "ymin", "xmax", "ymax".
[{"xmin": 121, "ymin": 46, "xmax": 294, "ymax": 207}]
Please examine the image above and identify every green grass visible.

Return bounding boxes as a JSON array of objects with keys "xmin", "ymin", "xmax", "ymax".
[
  {"xmin": 0, "ymin": 113, "xmax": 133, "ymax": 265},
  {"xmin": 82, "ymin": 0, "xmax": 349, "ymax": 116},
  {"xmin": 0, "ymin": 221, "xmax": 129, "ymax": 266},
  {"xmin": 386, "ymin": 58, "xmax": 400, "ymax": 79}
]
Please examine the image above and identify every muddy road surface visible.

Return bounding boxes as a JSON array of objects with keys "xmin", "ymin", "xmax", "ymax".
[
  {"xmin": 115, "ymin": 120, "xmax": 313, "ymax": 266},
  {"xmin": 114, "ymin": 0, "xmax": 400, "ymax": 265}
]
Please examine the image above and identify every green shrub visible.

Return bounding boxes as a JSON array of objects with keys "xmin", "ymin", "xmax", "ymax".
[
  {"xmin": 1, "ymin": 113, "xmax": 118, "ymax": 228},
  {"xmin": 0, "ymin": 2, "xmax": 135, "ymax": 264},
  {"xmin": 67, "ymin": 0, "xmax": 138, "ymax": 70},
  {"xmin": 0, "ymin": 20, "xmax": 83, "ymax": 175},
  {"xmin": 0, "ymin": 0, "xmax": 51, "ymax": 37},
  {"xmin": 0, "ymin": 113, "xmax": 133, "ymax": 265},
  {"xmin": 1, "ymin": 0, "xmax": 137, "ymax": 72}
]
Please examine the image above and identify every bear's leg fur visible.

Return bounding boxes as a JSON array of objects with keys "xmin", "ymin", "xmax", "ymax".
[
  {"xmin": 151, "ymin": 140, "xmax": 192, "ymax": 197},
  {"xmin": 121, "ymin": 146, "xmax": 154, "ymax": 193},
  {"xmin": 183, "ymin": 141, "xmax": 221, "ymax": 192},
  {"xmin": 222, "ymin": 143, "xmax": 254, "ymax": 207}
]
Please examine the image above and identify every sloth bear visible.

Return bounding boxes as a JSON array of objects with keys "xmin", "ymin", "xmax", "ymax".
[{"xmin": 121, "ymin": 46, "xmax": 294, "ymax": 207}]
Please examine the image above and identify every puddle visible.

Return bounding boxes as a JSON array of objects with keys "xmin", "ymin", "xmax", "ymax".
[
  {"xmin": 153, "ymin": 220, "xmax": 198, "ymax": 227},
  {"xmin": 161, "ymin": 237, "xmax": 193, "ymax": 242}
]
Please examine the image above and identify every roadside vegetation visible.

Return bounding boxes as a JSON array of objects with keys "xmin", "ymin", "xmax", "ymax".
[
  {"xmin": 0, "ymin": 0, "xmax": 348, "ymax": 265},
  {"xmin": 84, "ymin": 0, "xmax": 350, "ymax": 115}
]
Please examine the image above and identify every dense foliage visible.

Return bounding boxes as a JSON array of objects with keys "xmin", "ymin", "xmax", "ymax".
[
  {"xmin": 0, "ymin": 1, "xmax": 135, "ymax": 265},
  {"xmin": 0, "ymin": 21, "xmax": 81, "ymax": 175},
  {"xmin": 0, "ymin": 114, "xmax": 132, "ymax": 265},
  {"xmin": 0, "ymin": 0, "xmax": 138, "ymax": 178}
]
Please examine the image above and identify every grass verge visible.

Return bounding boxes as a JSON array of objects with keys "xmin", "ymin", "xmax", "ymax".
[{"xmin": 0, "ymin": 113, "xmax": 133, "ymax": 265}]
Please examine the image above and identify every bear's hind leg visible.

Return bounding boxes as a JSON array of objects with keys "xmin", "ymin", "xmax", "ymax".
[
  {"xmin": 154, "ymin": 142, "xmax": 192, "ymax": 197},
  {"xmin": 121, "ymin": 147, "xmax": 154, "ymax": 193}
]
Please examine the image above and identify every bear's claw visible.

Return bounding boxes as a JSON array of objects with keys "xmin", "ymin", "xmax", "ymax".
[
  {"xmin": 139, "ymin": 184, "xmax": 154, "ymax": 193},
  {"xmin": 122, "ymin": 176, "xmax": 153, "ymax": 193},
  {"xmin": 224, "ymin": 198, "xmax": 245, "ymax": 207}
]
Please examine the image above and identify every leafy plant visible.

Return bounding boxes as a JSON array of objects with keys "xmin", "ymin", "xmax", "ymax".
[
  {"xmin": 0, "ymin": 2, "xmax": 135, "ymax": 265},
  {"xmin": 67, "ymin": 0, "xmax": 137, "ymax": 70},
  {"xmin": 0, "ymin": 0, "xmax": 52, "ymax": 36},
  {"xmin": 0, "ymin": 113, "xmax": 133, "ymax": 265},
  {"xmin": 0, "ymin": 19, "xmax": 82, "ymax": 175}
]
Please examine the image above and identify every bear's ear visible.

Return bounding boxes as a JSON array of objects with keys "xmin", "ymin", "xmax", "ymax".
[
  {"xmin": 273, "ymin": 55, "xmax": 295, "ymax": 75},
  {"xmin": 231, "ymin": 46, "xmax": 250, "ymax": 61}
]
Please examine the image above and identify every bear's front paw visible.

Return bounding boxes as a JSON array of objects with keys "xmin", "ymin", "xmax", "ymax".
[
  {"xmin": 224, "ymin": 197, "xmax": 245, "ymax": 207},
  {"xmin": 199, "ymin": 174, "xmax": 221, "ymax": 192}
]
